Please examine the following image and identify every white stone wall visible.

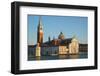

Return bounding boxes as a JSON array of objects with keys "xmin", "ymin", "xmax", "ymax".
[
  {"xmin": 59, "ymin": 46, "xmax": 68, "ymax": 55},
  {"xmin": 69, "ymin": 38, "xmax": 79, "ymax": 54}
]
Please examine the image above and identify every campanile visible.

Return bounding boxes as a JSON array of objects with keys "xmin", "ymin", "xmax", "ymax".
[{"xmin": 37, "ymin": 16, "xmax": 43, "ymax": 45}]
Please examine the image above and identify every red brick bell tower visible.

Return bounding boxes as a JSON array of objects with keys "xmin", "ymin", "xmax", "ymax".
[{"xmin": 37, "ymin": 16, "xmax": 43, "ymax": 45}]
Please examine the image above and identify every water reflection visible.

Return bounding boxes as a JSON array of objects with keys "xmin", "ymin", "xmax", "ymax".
[
  {"xmin": 59, "ymin": 55, "xmax": 68, "ymax": 59},
  {"xmin": 28, "ymin": 52, "xmax": 87, "ymax": 61},
  {"xmin": 35, "ymin": 56, "xmax": 41, "ymax": 60},
  {"xmin": 69, "ymin": 54, "xmax": 79, "ymax": 59}
]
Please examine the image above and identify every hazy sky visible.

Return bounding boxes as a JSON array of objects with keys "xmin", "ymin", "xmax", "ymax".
[{"xmin": 28, "ymin": 15, "xmax": 88, "ymax": 45}]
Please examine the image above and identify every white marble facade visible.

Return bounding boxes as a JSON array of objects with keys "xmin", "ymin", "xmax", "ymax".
[{"xmin": 69, "ymin": 36, "xmax": 79, "ymax": 54}]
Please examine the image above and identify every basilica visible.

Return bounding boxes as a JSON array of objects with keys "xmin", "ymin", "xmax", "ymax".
[{"xmin": 34, "ymin": 17, "xmax": 80, "ymax": 57}]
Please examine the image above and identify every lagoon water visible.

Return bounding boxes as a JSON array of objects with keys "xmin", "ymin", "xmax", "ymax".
[{"xmin": 28, "ymin": 52, "xmax": 87, "ymax": 61}]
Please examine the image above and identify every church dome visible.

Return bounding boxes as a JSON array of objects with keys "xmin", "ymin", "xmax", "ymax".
[{"xmin": 58, "ymin": 32, "xmax": 65, "ymax": 40}]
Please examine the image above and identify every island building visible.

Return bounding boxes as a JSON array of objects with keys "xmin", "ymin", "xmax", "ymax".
[{"xmin": 28, "ymin": 17, "xmax": 87, "ymax": 57}]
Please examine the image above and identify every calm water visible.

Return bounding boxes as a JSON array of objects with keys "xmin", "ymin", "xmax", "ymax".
[{"xmin": 28, "ymin": 52, "xmax": 88, "ymax": 61}]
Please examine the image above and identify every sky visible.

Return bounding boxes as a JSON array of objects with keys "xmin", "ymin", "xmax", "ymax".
[{"xmin": 28, "ymin": 15, "xmax": 88, "ymax": 45}]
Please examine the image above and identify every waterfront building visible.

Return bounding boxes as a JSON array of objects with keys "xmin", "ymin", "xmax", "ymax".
[
  {"xmin": 58, "ymin": 46, "xmax": 68, "ymax": 55},
  {"xmin": 41, "ymin": 45, "xmax": 68, "ymax": 56},
  {"xmin": 69, "ymin": 36, "xmax": 79, "ymax": 54}
]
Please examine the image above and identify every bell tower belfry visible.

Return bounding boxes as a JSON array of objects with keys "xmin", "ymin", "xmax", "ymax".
[{"xmin": 37, "ymin": 16, "xmax": 43, "ymax": 45}]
